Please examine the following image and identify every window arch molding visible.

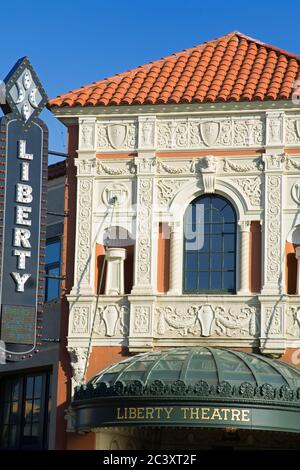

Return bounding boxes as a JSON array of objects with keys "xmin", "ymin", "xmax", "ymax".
[
  {"xmin": 167, "ymin": 180, "xmax": 249, "ymax": 295},
  {"xmin": 169, "ymin": 179, "xmax": 247, "ymax": 222}
]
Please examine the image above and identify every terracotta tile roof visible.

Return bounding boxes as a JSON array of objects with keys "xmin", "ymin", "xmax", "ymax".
[{"xmin": 48, "ymin": 32, "xmax": 300, "ymax": 108}]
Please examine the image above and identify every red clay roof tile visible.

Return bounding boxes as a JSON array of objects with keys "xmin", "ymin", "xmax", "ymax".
[{"xmin": 48, "ymin": 32, "xmax": 300, "ymax": 108}]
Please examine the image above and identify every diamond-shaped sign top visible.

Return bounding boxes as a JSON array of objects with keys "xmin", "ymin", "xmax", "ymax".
[{"xmin": 2, "ymin": 57, "xmax": 48, "ymax": 128}]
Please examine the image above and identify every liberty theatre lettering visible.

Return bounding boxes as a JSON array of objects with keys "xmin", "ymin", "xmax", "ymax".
[{"xmin": 11, "ymin": 140, "xmax": 34, "ymax": 292}]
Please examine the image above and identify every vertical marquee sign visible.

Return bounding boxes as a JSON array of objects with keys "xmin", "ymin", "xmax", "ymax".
[{"xmin": 0, "ymin": 57, "xmax": 48, "ymax": 360}]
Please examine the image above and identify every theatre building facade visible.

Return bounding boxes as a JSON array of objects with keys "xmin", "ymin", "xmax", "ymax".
[{"xmin": 49, "ymin": 32, "xmax": 300, "ymax": 449}]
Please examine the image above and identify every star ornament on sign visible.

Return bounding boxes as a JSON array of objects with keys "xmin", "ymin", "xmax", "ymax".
[{"xmin": 1, "ymin": 57, "xmax": 48, "ymax": 129}]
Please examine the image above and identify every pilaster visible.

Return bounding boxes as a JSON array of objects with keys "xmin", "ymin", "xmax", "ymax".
[
  {"xmin": 131, "ymin": 154, "xmax": 157, "ymax": 295},
  {"xmin": 168, "ymin": 221, "xmax": 183, "ymax": 295},
  {"xmin": 237, "ymin": 220, "xmax": 251, "ymax": 295}
]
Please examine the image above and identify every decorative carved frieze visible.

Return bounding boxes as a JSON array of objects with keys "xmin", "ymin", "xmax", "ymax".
[
  {"xmin": 135, "ymin": 177, "xmax": 153, "ymax": 287},
  {"xmin": 75, "ymin": 179, "xmax": 93, "ymax": 290},
  {"xmin": 72, "ymin": 306, "xmax": 90, "ymax": 334},
  {"xmin": 223, "ymin": 158, "xmax": 263, "ymax": 173},
  {"xmin": 266, "ymin": 112, "xmax": 284, "ymax": 147},
  {"xmin": 134, "ymin": 156, "xmax": 156, "ymax": 175},
  {"xmin": 97, "ymin": 122, "xmax": 137, "ymax": 149},
  {"xmin": 68, "ymin": 347, "xmax": 89, "ymax": 385},
  {"xmin": 285, "ymin": 118, "xmax": 300, "ymax": 145},
  {"xmin": 155, "ymin": 304, "xmax": 258, "ymax": 338},
  {"xmin": 286, "ymin": 306, "xmax": 300, "ymax": 338},
  {"xmin": 156, "ymin": 159, "xmax": 196, "ymax": 175},
  {"xmin": 80, "ymin": 120, "xmax": 95, "ymax": 149},
  {"xmin": 231, "ymin": 176, "xmax": 261, "ymax": 206},
  {"xmin": 77, "ymin": 159, "xmax": 95, "ymax": 175},
  {"xmin": 133, "ymin": 306, "xmax": 151, "ymax": 334},
  {"xmin": 264, "ymin": 306, "xmax": 283, "ymax": 336},
  {"xmin": 263, "ymin": 153, "xmax": 285, "ymax": 171},
  {"xmin": 94, "ymin": 304, "xmax": 129, "ymax": 337},
  {"xmin": 157, "ymin": 179, "xmax": 188, "ymax": 206},
  {"xmin": 96, "ymin": 160, "xmax": 136, "ymax": 176},
  {"xmin": 264, "ymin": 174, "xmax": 281, "ymax": 288},
  {"xmin": 138, "ymin": 116, "xmax": 156, "ymax": 149},
  {"xmin": 95, "ymin": 117, "xmax": 267, "ymax": 152},
  {"xmin": 285, "ymin": 156, "xmax": 300, "ymax": 171},
  {"xmin": 156, "ymin": 118, "xmax": 264, "ymax": 149}
]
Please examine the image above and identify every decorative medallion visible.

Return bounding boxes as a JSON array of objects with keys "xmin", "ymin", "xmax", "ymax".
[{"xmin": 102, "ymin": 183, "xmax": 128, "ymax": 206}]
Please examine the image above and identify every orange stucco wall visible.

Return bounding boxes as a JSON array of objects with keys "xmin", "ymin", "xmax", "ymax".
[
  {"xmin": 95, "ymin": 243, "xmax": 106, "ymax": 294},
  {"xmin": 95, "ymin": 243, "xmax": 134, "ymax": 294},
  {"xmin": 86, "ymin": 346, "xmax": 129, "ymax": 382},
  {"xmin": 157, "ymin": 223, "xmax": 170, "ymax": 293},
  {"xmin": 281, "ymin": 349, "xmax": 300, "ymax": 369},
  {"xmin": 249, "ymin": 221, "xmax": 261, "ymax": 293}
]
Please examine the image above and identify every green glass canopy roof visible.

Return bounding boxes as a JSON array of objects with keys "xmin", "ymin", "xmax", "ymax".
[
  {"xmin": 89, "ymin": 347, "xmax": 300, "ymax": 390},
  {"xmin": 73, "ymin": 347, "xmax": 300, "ymax": 434}
]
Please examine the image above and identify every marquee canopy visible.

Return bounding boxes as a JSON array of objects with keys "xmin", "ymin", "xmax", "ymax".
[{"xmin": 73, "ymin": 347, "xmax": 300, "ymax": 433}]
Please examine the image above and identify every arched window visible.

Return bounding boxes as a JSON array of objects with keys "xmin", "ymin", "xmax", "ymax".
[{"xmin": 183, "ymin": 195, "xmax": 237, "ymax": 293}]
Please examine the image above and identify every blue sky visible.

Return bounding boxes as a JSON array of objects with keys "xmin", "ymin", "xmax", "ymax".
[{"xmin": 1, "ymin": 0, "xmax": 300, "ymax": 164}]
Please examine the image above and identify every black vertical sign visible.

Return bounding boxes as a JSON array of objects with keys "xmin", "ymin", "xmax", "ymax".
[{"xmin": 0, "ymin": 57, "xmax": 48, "ymax": 359}]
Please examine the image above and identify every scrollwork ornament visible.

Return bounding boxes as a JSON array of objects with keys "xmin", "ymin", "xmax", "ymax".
[
  {"xmin": 232, "ymin": 177, "xmax": 261, "ymax": 206},
  {"xmin": 76, "ymin": 179, "xmax": 92, "ymax": 286}
]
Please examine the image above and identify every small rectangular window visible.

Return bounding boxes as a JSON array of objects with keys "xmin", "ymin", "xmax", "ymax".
[{"xmin": 45, "ymin": 238, "xmax": 61, "ymax": 301}]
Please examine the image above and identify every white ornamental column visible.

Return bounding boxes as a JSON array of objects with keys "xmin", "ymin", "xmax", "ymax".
[
  {"xmin": 71, "ymin": 119, "xmax": 97, "ymax": 296},
  {"xmin": 129, "ymin": 118, "xmax": 157, "ymax": 352},
  {"xmin": 260, "ymin": 111, "xmax": 286, "ymax": 355},
  {"xmin": 238, "ymin": 221, "xmax": 251, "ymax": 295},
  {"xmin": 261, "ymin": 153, "xmax": 285, "ymax": 294},
  {"xmin": 131, "ymin": 114, "xmax": 157, "ymax": 296},
  {"xmin": 295, "ymin": 247, "xmax": 300, "ymax": 295},
  {"xmin": 104, "ymin": 248, "xmax": 127, "ymax": 295},
  {"xmin": 168, "ymin": 221, "xmax": 183, "ymax": 295}
]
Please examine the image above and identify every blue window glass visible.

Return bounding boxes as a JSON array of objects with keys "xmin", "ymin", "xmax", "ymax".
[
  {"xmin": 45, "ymin": 239, "xmax": 61, "ymax": 301},
  {"xmin": 184, "ymin": 195, "xmax": 236, "ymax": 293}
]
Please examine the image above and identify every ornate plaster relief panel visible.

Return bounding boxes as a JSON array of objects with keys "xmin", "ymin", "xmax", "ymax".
[
  {"xmin": 286, "ymin": 302, "xmax": 300, "ymax": 342},
  {"xmin": 154, "ymin": 297, "xmax": 259, "ymax": 343},
  {"xmin": 68, "ymin": 297, "xmax": 130, "ymax": 347},
  {"xmin": 78, "ymin": 112, "xmax": 300, "ymax": 153},
  {"xmin": 94, "ymin": 179, "xmax": 133, "ymax": 213},
  {"xmin": 285, "ymin": 116, "xmax": 300, "ymax": 146},
  {"xmin": 126, "ymin": 295, "xmax": 263, "ymax": 351},
  {"xmin": 93, "ymin": 115, "xmax": 268, "ymax": 152}
]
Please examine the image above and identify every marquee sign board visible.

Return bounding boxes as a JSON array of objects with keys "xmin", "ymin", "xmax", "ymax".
[{"xmin": 0, "ymin": 57, "xmax": 48, "ymax": 360}]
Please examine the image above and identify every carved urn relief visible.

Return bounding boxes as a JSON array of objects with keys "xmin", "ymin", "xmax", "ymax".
[{"xmin": 196, "ymin": 304, "xmax": 215, "ymax": 336}]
